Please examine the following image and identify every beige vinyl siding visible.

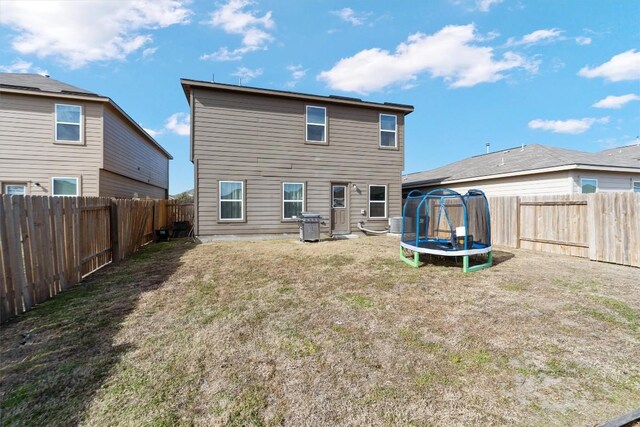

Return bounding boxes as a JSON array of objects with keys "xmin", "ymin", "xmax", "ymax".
[
  {"xmin": 192, "ymin": 88, "xmax": 404, "ymax": 236},
  {"xmin": 99, "ymin": 169, "xmax": 167, "ymax": 199},
  {"xmin": 413, "ymin": 171, "xmax": 573, "ymax": 197},
  {"xmin": 570, "ymin": 170, "xmax": 640, "ymax": 193},
  {"xmin": 102, "ymin": 105, "xmax": 169, "ymax": 190},
  {"xmin": 0, "ymin": 93, "xmax": 102, "ymax": 196}
]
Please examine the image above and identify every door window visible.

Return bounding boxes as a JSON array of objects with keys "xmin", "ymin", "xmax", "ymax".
[{"xmin": 332, "ymin": 185, "xmax": 346, "ymax": 208}]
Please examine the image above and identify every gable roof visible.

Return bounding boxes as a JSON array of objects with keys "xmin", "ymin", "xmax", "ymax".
[
  {"xmin": 180, "ymin": 78, "xmax": 415, "ymax": 114},
  {"xmin": 403, "ymin": 144, "xmax": 640, "ymax": 187},
  {"xmin": 0, "ymin": 73, "xmax": 172, "ymax": 159}
]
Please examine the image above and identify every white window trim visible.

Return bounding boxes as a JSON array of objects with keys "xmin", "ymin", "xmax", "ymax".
[
  {"xmin": 368, "ymin": 184, "xmax": 387, "ymax": 219},
  {"xmin": 54, "ymin": 103, "xmax": 83, "ymax": 143},
  {"xmin": 3, "ymin": 183, "xmax": 27, "ymax": 196},
  {"xmin": 219, "ymin": 180, "xmax": 244, "ymax": 221},
  {"xmin": 633, "ymin": 180, "xmax": 640, "ymax": 193},
  {"xmin": 379, "ymin": 114, "xmax": 397, "ymax": 148},
  {"xmin": 580, "ymin": 178, "xmax": 598, "ymax": 194},
  {"xmin": 51, "ymin": 177, "xmax": 80, "ymax": 197},
  {"xmin": 305, "ymin": 105, "xmax": 327, "ymax": 143},
  {"xmin": 282, "ymin": 182, "xmax": 305, "ymax": 220}
]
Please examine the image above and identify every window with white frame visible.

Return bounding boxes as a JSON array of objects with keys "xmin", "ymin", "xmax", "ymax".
[
  {"xmin": 633, "ymin": 181, "xmax": 640, "ymax": 193},
  {"xmin": 52, "ymin": 177, "xmax": 79, "ymax": 196},
  {"xmin": 306, "ymin": 106, "xmax": 326, "ymax": 142},
  {"xmin": 369, "ymin": 185, "xmax": 387, "ymax": 218},
  {"xmin": 283, "ymin": 183, "xmax": 304, "ymax": 219},
  {"xmin": 219, "ymin": 181, "xmax": 244, "ymax": 220},
  {"xmin": 55, "ymin": 104, "xmax": 82, "ymax": 143},
  {"xmin": 581, "ymin": 178, "xmax": 597, "ymax": 194},
  {"xmin": 3, "ymin": 183, "xmax": 27, "ymax": 195},
  {"xmin": 379, "ymin": 114, "xmax": 397, "ymax": 148}
]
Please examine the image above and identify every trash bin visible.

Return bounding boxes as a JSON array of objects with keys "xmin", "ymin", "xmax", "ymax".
[{"xmin": 297, "ymin": 212, "xmax": 321, "ymax": 242}]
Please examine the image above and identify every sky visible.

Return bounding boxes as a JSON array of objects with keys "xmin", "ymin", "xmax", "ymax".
[{"xmin": 1, "ymin": 0, "xmax": 639, "ymax": 194}]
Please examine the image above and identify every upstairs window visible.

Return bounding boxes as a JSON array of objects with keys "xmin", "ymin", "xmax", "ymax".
[
  {"xmin": 369, "ymin": 185, "xmax": 387, "ymax": 218},
  {"xmin": 52, "ymin": 177, "xmax": 79, "ymax": 196},
  {"xmin": 306, "ymin": 106, "xmax": 326, "ymax": 143},
  {"xmin": 55, "ymin": 104, "xmax": 82, "ymax": 143},
  {"xmin": 633, "ymin": 181, "xmax": 640, "ymax": 193},
  {"xmin": 379, "ymin": 114, "xmax": 397, "ymax": 148},
  {"xmin": 581, "ymin": 178, "xmax": 597, "ymax": 194},
  {"xmin": 283, "ymin": 183, "xmax": 304, "ymax": 219},
  {"xmin": 219, "ymin": 181, "xmax": 244, "ymax": 220}
]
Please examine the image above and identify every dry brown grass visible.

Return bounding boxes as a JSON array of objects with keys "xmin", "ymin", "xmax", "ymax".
[{"xmin": 1, "ymin": 236, "xmax": 639, "ymax": 426}]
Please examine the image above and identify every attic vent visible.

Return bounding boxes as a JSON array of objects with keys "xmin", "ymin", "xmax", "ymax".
[
  {"xmin": 329, "ymin": 95, "xmax": 362, "ymax": 102},
  {"xmin": 0, "ymin": 84, "xmax": 41, "ymax": 91},
  {"xmin": 61, "ymin": 90, "xmax": 98, "ymax": 96}
]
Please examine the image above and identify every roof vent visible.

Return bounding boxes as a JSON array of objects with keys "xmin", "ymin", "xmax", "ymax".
[{"xmin": 329, "ymin": 94, "xmax": 362, "ymax": 102}]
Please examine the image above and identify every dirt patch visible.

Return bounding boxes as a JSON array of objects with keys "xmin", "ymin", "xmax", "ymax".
[{"xmin": 1, "ymin": 236, "xmax": 638, "ymax": 426}]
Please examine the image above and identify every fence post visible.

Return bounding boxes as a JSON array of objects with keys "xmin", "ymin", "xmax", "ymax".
[
  {"xmin": 515, "ymin": 196, "xmax": 521, "ymax": 249},
  {"xmin": 587, "ymin": 194, "xmax": 597, "ymax": 261},
  {"xmin": 110, "ymin": 199, "xmax": 120, "ymax": 263}
]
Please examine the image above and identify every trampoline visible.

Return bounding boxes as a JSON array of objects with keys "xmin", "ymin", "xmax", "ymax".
[{"xmin": 400, "ymin": 188, "xmax": 492, "ymax": 272}]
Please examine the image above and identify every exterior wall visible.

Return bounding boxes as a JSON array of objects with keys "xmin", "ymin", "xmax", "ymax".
[
  {"xmin": 406, "ymin": 171, "xmax": 573, "ymax": 197},
  {"xmin": 99, "ymin": 169, "xmax": 167, "ymax": 199},
  {"xmin": 0, "ymin": 92, "xmax": 102, "ymax": 196},
  {"xmin": 102, "ymin": 105, "xmax": 169, "ymax": 191},
  {"xmin": 192, "ymin": 88, "xmax": 405, "ymax": 236},
  {"xmin": 569, "ymin": 170, "xmax": 640, "ymax": 193}
]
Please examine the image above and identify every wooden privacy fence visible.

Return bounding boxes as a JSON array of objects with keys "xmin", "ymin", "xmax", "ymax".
[
  {"xmin": 0, "ymin": 196, "xmax": 194, "ymax": 323},
  {"xmin": 488, "ymin": 193, "xmax": 640, "ymax": 267}
]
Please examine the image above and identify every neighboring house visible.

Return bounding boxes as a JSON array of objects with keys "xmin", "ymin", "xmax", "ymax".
[
  {"xmin": 0, "ymin": 73, "xmax": 172, "ymax": 198},
  {"xmin": 403, "ymin": 144, "xmax": 640, "ymax": 197},
  {"xmin": 181, "ymin": 79, "xmax": 414, "ymax": 237}
]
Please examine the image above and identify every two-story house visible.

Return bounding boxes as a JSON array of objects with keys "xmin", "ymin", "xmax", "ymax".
[
  {"xmin": 181, "ymin": 79, "xmax": 414, "ymax": 238},
  {"xmin": 0, "ymin": 73, "xmax": 172, "ymax": 198}
]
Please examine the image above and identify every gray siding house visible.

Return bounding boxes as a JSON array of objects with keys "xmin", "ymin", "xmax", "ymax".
[
  {"xmin": 0, "ymin": 73, "xmax": 172, "ymax": 198},
  {"xmin": 181, "ymin": 79, "xmax": 414, "ymax": 237},
  {"xmin": 403, "ymin": 144, "xmax": 640, "ymax": 197}
]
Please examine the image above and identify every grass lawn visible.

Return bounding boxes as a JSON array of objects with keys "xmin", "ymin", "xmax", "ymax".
[{"xmin": 1, "ymin": 236, "xmax": 639, "ymax": 426}]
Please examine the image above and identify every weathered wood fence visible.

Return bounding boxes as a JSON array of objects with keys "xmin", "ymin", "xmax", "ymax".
[
  {"xmin": 489, "ymin": 193, "xmax": 640, "ymax": 267},
  {"xmin": 0, "ymin": 196, "xmax": 193, "ymax": 323}
]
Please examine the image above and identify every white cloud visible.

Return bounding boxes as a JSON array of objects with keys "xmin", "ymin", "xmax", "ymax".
[
  {"xmin": 575, "ymin": 36, "xmax": 591, "ymax": 45},
  {"xmin": 317, "ymin": 24, "xmax": 538, "ymax": 94},
  {"xmin": 164, "ymin": 112, "xmax": 190, "ymax": 136},
  {"xmin": 143, "ymin": 127, "xmax": 160, "ymax": 138},
  {"xmin": 141, "ymin": 47, "xmax": 158, "ymax": 59},
  {"xmin": 232, "ymin": 66, "xmax": 263, "ymax": 83},
  {"xmin": 507, "ymin": 28, "xmax": 563, "ymax": 46},
  {"xmin": 0, "ymin": 59, "xmax": 48, "ymax": 75},
  {"xmin": 285, "ymin": 64, "xmax": 307, "ymax": 88},
  {"xmin": 0, "ymin": 1, "xmax": 191, "ymax": 68},
  {"xmin": 592, "ymin": 94, "xmax": 640, "ymax": 109},
  {"xmin": 202, "ymin": 0, "xmax": 274, "ymax": 62},
  {"xmin": 578, "ymin": 49, "xmax": 640, "ymax": 82},
  {"xmin": 528, "ymin": 117, "xmax": 609, "ymax": 134},
  {"xmin": 476, "ymin": 0, "xmax": 503, "ymax": 12},
  {"xmin": 331, "ymin": 8, "xmax": 369, "ymax": 26}
]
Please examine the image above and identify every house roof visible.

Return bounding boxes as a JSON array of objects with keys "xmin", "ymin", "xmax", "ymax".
[
  {"xmin": 403, "ymin": 144, "xmax": 640, "ymax": 188},
  {"xmin": 600, "ymin": 144, "xmax": 640, "ymax": 161},
  {"xmin": 0, "ymin": 73, "xmax": 98, "ymax": 96},
  {"xmin": 180, "ymin": 78, "xmax": 415, "ymax": 114},
  {"xmin": 0, "ymin": 73, "xmax": 172, "ymax": 159}
]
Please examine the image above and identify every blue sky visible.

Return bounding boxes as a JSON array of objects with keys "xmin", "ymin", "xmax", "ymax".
[{"xmin": 1, "ymin": 0, "xmax": 639, "ymax": 194}]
